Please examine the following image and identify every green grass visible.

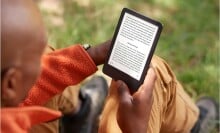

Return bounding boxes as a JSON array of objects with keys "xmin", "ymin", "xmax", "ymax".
[{"xmin": 39, "ymin": 0, "xmax": 219, "ymax": 101}]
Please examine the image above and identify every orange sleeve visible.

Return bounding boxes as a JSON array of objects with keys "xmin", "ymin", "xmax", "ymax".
[
  {"xmin": 1, "ymin": 107, "xmax": 62, "ymax": 133},
  {"xmin": 20, "ymin": 45, "xmax": 97, "ymax": 106}
]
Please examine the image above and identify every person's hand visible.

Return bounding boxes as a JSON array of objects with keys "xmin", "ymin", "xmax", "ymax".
[
  {"xmin": 113, "ymin": 68, "xmax": 156, "ymax": 133},
  {"xmin": 86, "ymin": 39, "xmax": 111, "ymax": 66}
]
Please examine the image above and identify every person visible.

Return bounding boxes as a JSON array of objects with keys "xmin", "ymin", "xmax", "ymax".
[
  {"xmin": 1, "ymin": 0, "xmax": 156, "ymax": 133},
  {"xmin": 1, "ymin": 0, "xmax": 218, "ymax": 133}
]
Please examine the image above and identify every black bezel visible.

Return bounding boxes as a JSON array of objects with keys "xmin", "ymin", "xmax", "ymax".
[{"xmin": 103, "ymin": 8, "xmax": 163, "ymax": 93}]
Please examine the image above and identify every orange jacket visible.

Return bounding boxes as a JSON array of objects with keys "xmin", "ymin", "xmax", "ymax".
[{"xmin": 1, "ymin": 45, "xmax": 97, "ymax": 133}]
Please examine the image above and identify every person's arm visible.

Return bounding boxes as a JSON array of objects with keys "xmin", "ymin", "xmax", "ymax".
[
  {"xmin": 115, "ymin": 68, "xmax": 156, "ymax": 133},
  {"xmin": 20, "ymin": 40, "xmax": 111, "ymax": 106}
]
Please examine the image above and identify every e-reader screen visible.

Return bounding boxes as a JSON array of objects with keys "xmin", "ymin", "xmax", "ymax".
[{"xmin": 103, "ymin": 8, "xmax": 162, "ymax": 92}]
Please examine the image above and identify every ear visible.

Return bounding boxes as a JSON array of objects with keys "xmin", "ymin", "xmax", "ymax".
[{"xmin": 1, "ymin": 67, "xmax": 22, "ymax": 107}]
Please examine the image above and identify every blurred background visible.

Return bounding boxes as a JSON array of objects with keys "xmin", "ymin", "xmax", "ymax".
[{"xmin": 37, "ymin": 0, "xmax": 219, "ymax": 101}]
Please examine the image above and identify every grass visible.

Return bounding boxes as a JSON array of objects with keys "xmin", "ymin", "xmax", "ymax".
[{"xmin": 39, "ymin": 0, "xmax": 219, "ymax": 100}]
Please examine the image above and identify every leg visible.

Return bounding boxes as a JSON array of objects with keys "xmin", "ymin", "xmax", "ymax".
[
  {"xmin": 29, "ymin": 85, "xmax": 81, "ymax": 133},
  {"xmin": 99, "ymin": 55, "xmax": 199, "ymax": 133}
]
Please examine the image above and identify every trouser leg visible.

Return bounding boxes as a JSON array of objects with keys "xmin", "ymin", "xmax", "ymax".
[
  {"xmin": 29, "ymin": 85, "xmax": 80, "ymax": 133},
  {"xmin": 99, "ymin": 56, "xmax": 199, "ymax": 133}
]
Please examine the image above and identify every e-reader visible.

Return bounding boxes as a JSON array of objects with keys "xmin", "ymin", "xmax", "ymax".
[{"xmin": 103, "ymin": 8, "xmax": 163, "ymax": 93}]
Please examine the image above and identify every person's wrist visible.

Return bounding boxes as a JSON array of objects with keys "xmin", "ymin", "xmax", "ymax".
[
  {"xmin": 86, "ymin": 45, "xmax": 101, "ymax": 66},
  {"xmin": 86, "ymin": 45, "xmax": 107, "ymax": 66},
  {"xmin": 83, "ymin": 40, "xmax": 111, "ymax": 66},
  {"xmin": 119, "ymin": 120, "xmax": 147, "ymax": 133},
  {"xmin": 125, "ymin": 125, "xmax": 146, "ymax": 133}
]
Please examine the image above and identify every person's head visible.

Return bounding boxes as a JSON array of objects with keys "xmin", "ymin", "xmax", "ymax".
[{"xmin": 1, "ymin": 0, "xmax": 47, "ymax": 107}]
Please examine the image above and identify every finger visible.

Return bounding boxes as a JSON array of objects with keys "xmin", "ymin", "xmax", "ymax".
[
  {"xmin": 110, "ymin": 79, "xmax": 121, "ymax": 89},
  {"xmin": 139, "ymin": 67, "xmax": 157, "ymax": 97},
  {"xmin": 108, "ymin": 79, "xmax": 121, "ymax": 95},
  {"xmin": 116, "ymin": 80, "xmax": 132, "ymax": 105}
]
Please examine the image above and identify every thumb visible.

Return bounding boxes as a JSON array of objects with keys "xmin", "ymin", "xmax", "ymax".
[
  {"xmin": 139, "ymin": 67, "xmax": 157, "ymax": 97},
  {"xmin": 115, "ymin": 80, "xmax": 131, "ymax": 105}
]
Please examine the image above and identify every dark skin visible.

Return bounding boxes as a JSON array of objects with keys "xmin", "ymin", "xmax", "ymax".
[
  {"xmin": 1, "ymin": 0, "xmax": 156, "ymax": 132},
  {"xmin": 116, "ymin": 68, "xmax": 156, "ymax": 133},
  {"xmin": 87, "ymin": 39, "xmax": 112, "ymax": 66}
]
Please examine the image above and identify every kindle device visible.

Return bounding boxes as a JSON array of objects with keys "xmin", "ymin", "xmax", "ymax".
[{"xmin": 103, "ymin": 8, "xmax": 163, "ymax": 93}]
